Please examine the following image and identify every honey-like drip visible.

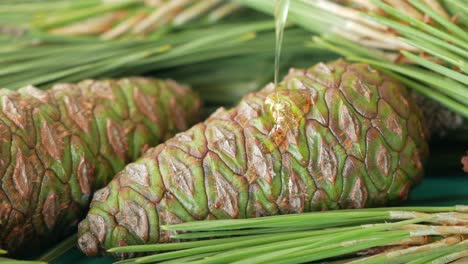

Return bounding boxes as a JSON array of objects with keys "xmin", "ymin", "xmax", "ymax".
[{"xmin": 268, "ymin": 0, "xmax": 293, "ymax": 147}]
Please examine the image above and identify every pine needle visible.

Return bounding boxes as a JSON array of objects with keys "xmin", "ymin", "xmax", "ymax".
[
  {"xmin": 0, "ymin": 259, "xmax": 47, "ymax": 264},
  {"xmin": 38, "ymin": 233, "xmax": 77, "ymax": 262}
]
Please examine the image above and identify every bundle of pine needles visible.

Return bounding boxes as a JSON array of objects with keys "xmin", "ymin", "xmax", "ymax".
[
  {"xmin": 0, "ymin": 20, "xmax": 331, "ymax": 106},
  {"xmin": 108, "ymin": 206, "xmax": 468, "ymax": 264},
  {"xmin": 236, "ymin": 0, "xmax": 468, "ymax": 119},
  {"xmin": 0, "ymin": 0, "xmax": 242, "ymax": 40}
]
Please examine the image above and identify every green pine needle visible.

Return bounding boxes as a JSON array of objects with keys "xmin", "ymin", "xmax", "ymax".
[
  {"xmin": 0, "ymin": 257, "xmax": 46, "ymax": 264},
  {"xmin": 38, "ymin": 233, "xmax": 77, "ymax": 263}
]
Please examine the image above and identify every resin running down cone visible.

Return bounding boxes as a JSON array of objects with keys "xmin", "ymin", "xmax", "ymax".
[
  {"xmin": 78, "ymin": 60, "xmax": 429, "ymax": 256},
  {"xmin": 0, "ymin": 77, "xmax": 201, "ymax": 256}
]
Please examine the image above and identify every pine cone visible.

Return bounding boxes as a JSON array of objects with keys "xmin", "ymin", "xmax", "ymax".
[{"xmin": 0, "ymin": 77, "xmax": 201, "ymax": 255}]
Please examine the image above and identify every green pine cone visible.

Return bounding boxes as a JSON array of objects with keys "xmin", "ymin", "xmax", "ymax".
[
  {"xmin": 78, "ymin": 60, "xmax": 428, "ymax": 256},
  {"xmin": 0, "ymin": 77, "xmax": 201, "ymax": 255}
]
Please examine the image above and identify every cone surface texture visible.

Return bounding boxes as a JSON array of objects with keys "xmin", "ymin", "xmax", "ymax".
[
  {"xmin": 78, "ymin": 60, "xmax": 429, "ymax": 256},
  {"xmin": 0, "ymin": 77, "xmax": 201, "ymax": 254}
]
